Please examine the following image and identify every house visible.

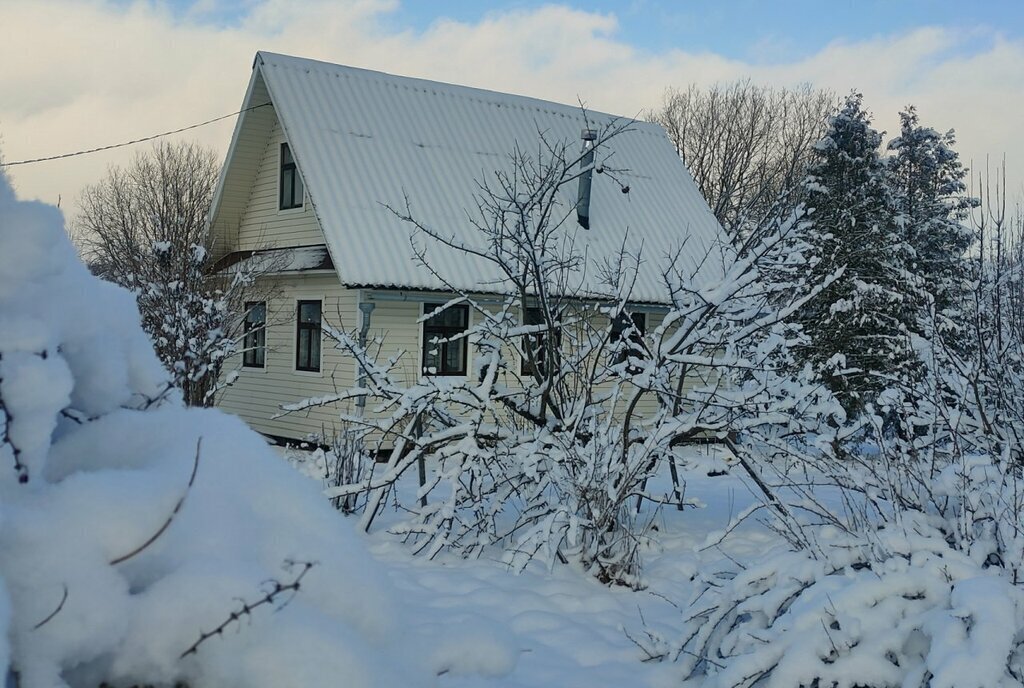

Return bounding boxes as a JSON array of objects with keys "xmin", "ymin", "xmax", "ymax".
[{"xmin": 208, "ymin": 51, "xmax": 725, "ymax": 444}]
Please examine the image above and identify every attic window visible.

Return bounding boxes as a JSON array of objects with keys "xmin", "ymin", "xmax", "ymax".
[{"xmin": 279, "ymin": 143, "xmax": 304, "ymax": 210}]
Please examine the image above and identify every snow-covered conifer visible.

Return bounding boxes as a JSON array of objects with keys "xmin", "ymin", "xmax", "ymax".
[
  {"xmin": 887, "ymin": 106, "xmax": 975, "ymax": 344},
  {"xmin": 796, "ymin": 93, "xmax": 918, "ymax": 418}
]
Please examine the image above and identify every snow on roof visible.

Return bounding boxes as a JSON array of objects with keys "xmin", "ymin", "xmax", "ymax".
[
  {"xmin": 251, "ymin": 51, "xmax": 726, "ymax": 303},
  {"xmin": 214, "ymin": 245, "xmax": 334, "ymax": 275}
]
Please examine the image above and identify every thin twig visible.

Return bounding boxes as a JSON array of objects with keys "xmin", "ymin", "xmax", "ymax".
[
  {"xmin": 110, "ymin": 437, "xmax": 202, "ymax": 566},
  {"xmin": 31, "ymin": 583, "xmax": 68, "ymax": 630},
  {"xmin": 179, "ymin": 560, "xmax": 316, "ymax": 659}
]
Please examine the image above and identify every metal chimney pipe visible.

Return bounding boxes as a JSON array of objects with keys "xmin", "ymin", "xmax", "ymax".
[{"xmin": 577, "ymin": 129, "xmax": 597, "ymax": 229}]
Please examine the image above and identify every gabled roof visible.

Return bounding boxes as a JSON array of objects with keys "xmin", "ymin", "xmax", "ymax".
[{"xmin": 213, "ymin": 51, "xmax": 726, "ymax": 303}]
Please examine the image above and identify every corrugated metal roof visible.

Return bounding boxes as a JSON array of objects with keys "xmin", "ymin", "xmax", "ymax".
[{"xmin": 251, "ymin": 51, "xmax": 726, "ymax": 303}]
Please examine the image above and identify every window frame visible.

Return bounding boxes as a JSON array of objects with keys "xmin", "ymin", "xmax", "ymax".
[
  {"xmin": 279, "ymin": 142, "xmax": 304, "ymax": 211},
  {"xmin": 242, "ymin": 301, "xmax": 267, "ymax": 369},
  {"xmin": 295, "ymin": 299, "xmax": 322, "ymax": 373},
  {"xmin": 421, "ymin": 303, "xmax": 469, "ymax": 377}
]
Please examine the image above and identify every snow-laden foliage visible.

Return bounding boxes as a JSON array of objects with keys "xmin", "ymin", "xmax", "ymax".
[
  {"xmin": 0, "ymin": 172, "xmax": 474, "ymax": 687},
  {"xmin": 632, "ymin": 110, "xmax": 1019, "ymax": 686},
  {"xmin": 649, "ymin": 522, "xmax": 1024, "ymax": 688},
  {"xmin": 284, "ymin": 122, "xmax": 671, "ymax": 586},
  {"xmin": 887, "ymin": 106, "xmax": 975, "ymax": 340},
  {"xmin": 131, "ymin": 241, "xmax": 241, "ymax": 407}
]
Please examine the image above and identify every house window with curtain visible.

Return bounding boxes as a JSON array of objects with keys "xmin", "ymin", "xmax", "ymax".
[
  {"xmin": 279, "ymin": 142, "xmax": 304, "ymax": 210},
  {"xmin": 295, "ymin": 300, "xmax": 321, "ymax": 372},
  {"xmin": 242, "ymin": 301, "xmax": 266, "ymax": 368},
  {"xmin": 422, "ymin": 303, "xmax": 469, "ymax": 376}
]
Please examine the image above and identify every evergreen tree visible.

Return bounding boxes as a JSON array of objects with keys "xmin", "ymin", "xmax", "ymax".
[
  {"xmin": 797, "ymin": 93, "xmax": 918, "ymax": 419},
  {"xmin": 887, "ymin": 106, "xmax": 975, "ymax": 341}
]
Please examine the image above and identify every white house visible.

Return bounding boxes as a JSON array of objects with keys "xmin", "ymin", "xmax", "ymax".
[{"xmin": 208, "ymin": 51, "xmax": 725, "ymax": 443}]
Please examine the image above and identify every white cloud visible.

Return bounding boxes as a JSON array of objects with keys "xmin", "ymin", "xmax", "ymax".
[{"xmin": 1, "ymin": 0, "xmax": 1021, "ymax": 214}]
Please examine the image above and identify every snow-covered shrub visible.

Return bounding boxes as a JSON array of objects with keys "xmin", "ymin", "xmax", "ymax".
[
  {"xmin": 281, "ymin": 122, "xmax": 676, "ymax": 586},
  {"xmin": 134, "ymin": 241, "xmax": 239, "ymax": 407},
  {"xmin": 626, "ymin": 152, "xmax": 1024, "ymax": 684},
  {"xmin": 650, "ymin": 306, "xmax": 1024, "ymax": 686},
  {"xmin": 284, "ymin": 124, "xmax": 843, "ymax": 588},
  {"xmin": 659, "ymin": 520, "xmax": 1024, "ymax": 687},
  {"xmin": 0, "ymin": 173, "xmax": 464, "ymax": 686}
]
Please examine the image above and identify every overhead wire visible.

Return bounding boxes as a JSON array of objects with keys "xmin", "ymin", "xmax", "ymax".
[{"xmin": 0, "ymin": 103, "xmax": 272, "ymax": 167}]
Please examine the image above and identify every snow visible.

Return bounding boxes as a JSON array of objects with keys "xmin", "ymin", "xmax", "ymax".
[
  {"xmin": 4, "ymin": 164, "xmax": 1023, "ymax": 686},
  {"xmin": 281, "ymin": 443, "xmax": 776, "ymax": 687},
  {"xmin": 0, "ymin": 172, "xmax": 470, "ymax": 687}
]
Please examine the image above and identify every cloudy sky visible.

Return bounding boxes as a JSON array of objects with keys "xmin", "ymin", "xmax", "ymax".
[{"xmin": 2, "ymin": 0, "xmax": 1022, "ymax": 216}]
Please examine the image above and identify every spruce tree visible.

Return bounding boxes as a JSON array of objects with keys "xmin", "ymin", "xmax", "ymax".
[
  {"xmin": 797, "ymin": 93, "xmax": 917, "ymax": 419},
  {"xmin": 887, "ymin": 106, "xmax": 975, "ymax": 343}
]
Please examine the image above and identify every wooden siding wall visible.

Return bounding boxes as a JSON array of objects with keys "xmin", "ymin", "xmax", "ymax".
[
  {"xmin": 234, "ymin": 113, "xmax": 324, "ymax": 253},
  {"xmin": 218, "ymin": 275, "xmax": 358, "ymax": 441}
]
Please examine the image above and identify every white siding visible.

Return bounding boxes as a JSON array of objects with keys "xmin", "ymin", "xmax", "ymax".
[
  {"xmin": 235, "ymin": 113, "xmax": 324, "ymax": 253},
  {"xmin": 218, "ymin": 275, "xmax": 358, "ymax": 441},
  {"xmin": 219, "ymin": 284, "xmax": 702, "ymax": 444},
  {"xmin": 366, "ymin": 299, "xmax": 424, "ymax": 388}
]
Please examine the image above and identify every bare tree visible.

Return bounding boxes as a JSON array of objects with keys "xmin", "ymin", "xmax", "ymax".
[
  {"xmin": 651, "ymin": 80, "xmax": 835, "ymax": 236},
  {"xmin": 73, "ymin": 141, "xmax": 264, "ymax": 406}
]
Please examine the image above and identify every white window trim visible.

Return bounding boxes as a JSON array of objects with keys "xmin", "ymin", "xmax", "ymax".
[
  {"xmin": 293, "ymin": 295, "xmax": 325, "ymax": 377},
  {"xmin": 417, "ymin": 301, "xmax": 473, "ymax": 382}
]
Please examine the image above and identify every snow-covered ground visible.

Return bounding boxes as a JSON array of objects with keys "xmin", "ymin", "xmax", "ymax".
[{"xmin": 282, "ymin": 446, "xmax": 774, "ymax": 687}]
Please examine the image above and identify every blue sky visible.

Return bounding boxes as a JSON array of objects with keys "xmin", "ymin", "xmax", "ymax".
[
  {"xmin": 395, "ymin": 0, "xmax": 1022, "ymax": 61},
  {"xmin": 166, "ymin": 0, "xmax": 1024, "ymax": 62}
]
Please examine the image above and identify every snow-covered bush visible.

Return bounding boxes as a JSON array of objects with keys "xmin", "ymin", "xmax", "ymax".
[
  {"xmin": 647, "ymin": 302, "xmax": 1024, "ymax": 686},
  {"xmin": 279, "ymin": 122, "xmax": 679, "ymax": 586},
  {"xmin": 134, "ymin": 240, "xmax": 240, "ymax": 407},
  {"xmin": 631, "ymin": 149, "xmax": 1024, "ymax": 684},
  {"xmin": 284, "ymin": 123, "xmax": 844, "ymax": 588},
  {"xmin": 0, "ymin": 172, "xmax": 472, "ymax": 686},
  {"xmin": 654, "ymin": 521, "xmax": 1024, "ymax": 687}
]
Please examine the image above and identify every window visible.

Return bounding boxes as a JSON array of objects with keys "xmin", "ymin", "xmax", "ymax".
[
  {"xmin": 279, "ymin": 142, "xmax": 304, "ymax": 210},
  {"xmin": 422, "ymin": 303, "xmax": 469, "ymax": 376},
  {"xmin": 295, "ymin": 300, "xmax": 321, "ymax": 372},
  {"xmin": 611, "ymin": 310, "xmax": 647, "ymax": 374},
  {"xmin": 242, "ymin": 301, "xmax": 266, "ymax": 368},
  {"xmin": 521, "ymin": 307, "xmax": 562, "ymax": 376}
]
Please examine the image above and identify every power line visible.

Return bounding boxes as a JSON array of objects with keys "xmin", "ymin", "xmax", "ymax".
[{"xmin": 0, "ymin": 103, "xmax": 272, "ymax": 168}]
